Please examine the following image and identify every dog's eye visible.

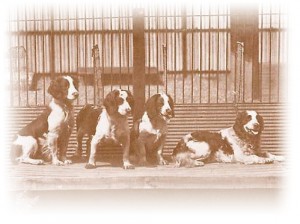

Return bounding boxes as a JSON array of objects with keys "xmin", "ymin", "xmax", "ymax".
[{"xmin": 61, "ymin": 79, "xmax": 69, "ymax": 88}]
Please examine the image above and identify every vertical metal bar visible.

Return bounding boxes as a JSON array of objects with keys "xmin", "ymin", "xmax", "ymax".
[
  {"xmin": 269, "ymin": 5, "xmax": 272, "ymax": 102},
  {"xmin": 208, "ymin": 5, "xmax": 211, "ymax": 103},
  {"xmin": 147, "ymin": 7, "xmax": 151, "ymax": 98},
  {"xmin": 156, "ymin": 6, "xmax": 159, "ymax": 93},
  {"xmin": 132, "ymin": 8, "xmax": 145, "ymax": 121},
  {"xmin": 102, "ymin": 7, "xmax": 105, "ymax": 97},
  {"xmin": 216, "ymin": 6, "xmax": 220, "ymax": 103},
  {"xmin": 165, "ymin": 6, "xmax": 168, "ymax": 94},
  {"xmin": 260, "ymin": 7, "xmax": 263, "ymax": 103},
  {"xmin": 33, "ymin": 7, "xmax": 38, "ymax": 105},
  {"xmin": 75, "ymin": 7, "xmax": 79, "ymax": 105},
  {"xmin": 191, "ymin": 6, "xmax": 194, "ymax": 103},
  {"xmin": 109, "ymin": 5, "xmax": 115, "ymax": 90},
  {"xmin": 67, "ymin": 9, "xmax": 70, "ymax": 77},
  {"xmin": 126, "ymin": 6, "xmax": 130, "ymax": 91},
  {"xmin": 251, "ymin": 6, "xmax": 260, "ymax": 102},
  {"xmin": 242, "ymin": 38, "xmax": 245, "ymax": 102},
  {"xmin": 9, "ymin": 12, "xmax": 14, "ymax": 106},
  {"xmin": 225, "ymin": 5, "xmax": 229, "ymax": 103},
  {"xmin": 24, "ymin": 6, "xmax": 29, "ymax": 105},
  {"xmin": 92, "ymin": 7, "xmax": 96, "ymax": 104},
  {"xmin": 118, "ymin": 6, "xmax": 122, "ymax": 88},
  {"xmin": 234, "ymin": 41, "xmax": 237, "ymax": 104},
  {"xmin": 174, "ymin": 6, "xmax": 177, "ymax": 102},
  {"xmin": 50, "ymin": 8, "xmax": 55, "ymax": 79},
  {"xmin": 181, "ymin": 6, "xmax": 187, "ymax": 103},
  {"xmin": 42, "ymin": 8, "xmax": 46, "ymax": 105},
  {"xmin": 110, "ymin": 6, "xmax": 113, "ymax": 91},
  {"xmin": 84, "ymin": 6, "xmax": 88, "ymax": 103},
  {"xmin": 199, "ymin": 4, "xmax": 202, "ymax": 103},
  {"xmin": 17, "ymin": 8, "xmax": 21, "ymax": 106},
  {"xmin": 277, "ymin": 7, "xmax": 281, "ymax": 102},
  {"xmin": 59, "ymin": 8, "xmax": 63, "ymax": 75}
]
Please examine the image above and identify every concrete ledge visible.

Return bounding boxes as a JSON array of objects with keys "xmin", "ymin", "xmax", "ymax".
[{"xmin": 8, "ymin": 162, "xmax": 287, "ymax": 191}]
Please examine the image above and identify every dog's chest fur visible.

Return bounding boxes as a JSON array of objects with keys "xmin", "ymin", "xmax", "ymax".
[
  {"xmin": 49, "ymin": 100, "xmax": 74, "ymax": 134},
  {"xmin": 138, "ymin": 112, "xmax": 167, "ymax": 142},
  {"xmin": 220, "ymin": 127, "xmax": 256, "ymax": 156},
  {"xmin": 96, "ymin": 109, "xmax": 129, "ymax": 142}
]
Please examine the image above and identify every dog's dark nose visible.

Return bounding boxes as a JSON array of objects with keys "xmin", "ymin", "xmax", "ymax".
[
  {"xmin": 73, "ymin": 92, "xmax": 79, "ymax": 97},
  {"xmin": 253, "ymin": 123, "xmax": 260, "ymax": 130},
  {"xmin": 126, "ymin": 108, "xmax": 131, "ymax": 112},
  {"xmin": 166, "ymin": 109, "xmax": 172, "ymax": 114}
]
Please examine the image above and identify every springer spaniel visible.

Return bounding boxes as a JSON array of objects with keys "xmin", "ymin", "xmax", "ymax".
[
  {"xmin": 11, "ymin": 75, "xmax": 79, "ymax": 165},
  {"xmin": 130, "ymin": 93, "xmax": 175, "ymax": 166},
  {"xmin": 83, "ymin": 89, "xmax": 135, "ymax": 169},
  {"xmin": 173, "ymin": 110, "xmax": 285, "ymax": 167}
]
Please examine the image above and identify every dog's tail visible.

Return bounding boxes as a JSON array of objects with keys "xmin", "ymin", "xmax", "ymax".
[{"xmin": 76, "ymin": 104, "xmax": 94, "ymax": 131}]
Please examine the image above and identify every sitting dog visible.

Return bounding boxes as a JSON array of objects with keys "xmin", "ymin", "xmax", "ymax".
[
  {"xmin": 84, "ymin": 89, "xmax": 134, "ymax": 169},
  {"xmin": 11, "ymin": 76, "xmax": 79, "ymax": 165},
  {"xmin": 130, "ymin": 93, "xmax": 175, "ymax": 166},
  {"xmin": 71, "ymin": 104, "xmax": 101, "ymax": 162},
  {"xmin": 173, "ymin": 110, "xmax": 285, "ymax": 167}
]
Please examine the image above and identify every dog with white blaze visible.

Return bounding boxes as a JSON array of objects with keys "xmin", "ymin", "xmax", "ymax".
[
  {"xmin": 130, "ymin": 93, "xmax": 175, "ymax": 166},
  {"xmin": 11, "ymin": 75, "xmax": 79, "ymax": 165},
  {"xmin": 82, "ymin": 89, "xmax": 135, "ymax": 169},
  {"xmin": 172, "ymin": 110, "xmax": 285, "ymax": 167}
]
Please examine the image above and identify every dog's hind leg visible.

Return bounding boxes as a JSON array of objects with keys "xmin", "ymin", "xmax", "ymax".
[{"xmin": 15, "ymin": 136, "xmax": 44, "ymax": 165}]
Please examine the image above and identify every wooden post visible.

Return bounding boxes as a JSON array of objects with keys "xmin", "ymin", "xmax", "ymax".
[
  {"xmin": 92, "ymin": 44, "xmax": 103, "ymax": 105},
  {"xmin": 231, "ymin": 4, "xmax": 259, "ymax": 102},
  {"xmin": 132, "ymin": 8, "xmax": 145, "ymax": 121}
]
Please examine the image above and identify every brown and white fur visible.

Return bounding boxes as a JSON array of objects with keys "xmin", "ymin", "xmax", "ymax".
[
  {"xmin": 173, "ymin": 110, "xmax": 285, "ymax": 167},
  {"xmin": 11, "ymin": 76, "xmax": 79, "ymax": 165},
  {"xmin": 84, "ymin": 89, "xmax": 134, "ymax": 169},
  {"xmin": 130, "ymin": 93, "xmax": 175, "ymax": 166}
]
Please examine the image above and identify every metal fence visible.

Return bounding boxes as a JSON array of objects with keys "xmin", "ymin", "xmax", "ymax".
[{"xmin": 8, "ymin": 3, "xmax": 287, "ymax": 107}]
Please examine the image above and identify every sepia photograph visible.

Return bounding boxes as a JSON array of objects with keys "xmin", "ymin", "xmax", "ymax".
[{"xmin": 0, "ymin": 0, "xmax": 299, "ymax": 223}]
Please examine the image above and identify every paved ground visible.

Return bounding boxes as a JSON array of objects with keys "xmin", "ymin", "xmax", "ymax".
[{"xmin": 7, "ymin": 161, "xmax": 287, "ymax": 191}]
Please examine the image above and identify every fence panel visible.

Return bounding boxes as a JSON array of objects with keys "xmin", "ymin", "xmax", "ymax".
[{"xmin": 8, "ymin": 3, "xmax": 287, "ymax": 107}]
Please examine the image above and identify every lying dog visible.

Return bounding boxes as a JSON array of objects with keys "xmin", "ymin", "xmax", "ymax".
[
  {"xmin": 11, "ymin": 75, "xmax": 79, "ymax": 165},
  {"xmin": 130, "ymin": 93, "xmax": 175, "ymax": 166},
  {"xmin": 84, "ymin": 89, "xmax": 134, "ymax": 169},
  {"xmin": 173, "ymin": 110, "xmax": 285, "ymax": 167}
]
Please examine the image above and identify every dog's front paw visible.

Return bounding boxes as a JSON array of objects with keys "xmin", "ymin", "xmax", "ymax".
[
  {"xmin": 158, "ymin": 159, "xmax": 169, "ymax": 165},
  {"xmin": 64, "ymin": 159, "xmax": 72, "ymax": 165},
  {"xmin": 264, "ymin": 158, "xmax": 274, "ymax": 164},
  {"xmin": 85, "ymin": 163, "xmax": 97, "ymax": 169},
  {"xmin": 273, "ymin": 155, "xmax": 285, "ymax": 162},
  {"xmin": 174, "ymin": 161, "xmax": 181, "ymax": 168},
  {"xmin": 194, "ymin": 160, "xmax": 205, "ymax": 167},
  {"xmin": 35, "ymin": 159, "xmax": 45, "ymax": 165},
  {"xmin": 123, "ymin": 161, "xmax": 135, "ymax": 170},
  {"xmin": 52, "ymin": 159, "xmax": 64, "ymax": 166}
]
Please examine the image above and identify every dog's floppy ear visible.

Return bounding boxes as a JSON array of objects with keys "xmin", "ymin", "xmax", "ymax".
[
  {"xmin": 167, "ymin": 94, "xmax": 175, "ymax": 118},
  {"xmin": 146, "ymin": 94, "xmax": 160, "ymax": 119},
  {"xmin": 125, "ymin": 90, "xmax": 134, "ymax": 112},
  {"xmin": 48, "ymin": 76, "xmax": 67, "ymax": 100},
  {"xmin": 104, "ymin": 89, "xmax": 119, "ymax": 115},
  {"xmin": 257, "ymin": 113, "xmax": 264, "ymax": 132},
  {"xmin": 233, "ymin": 111, "xmax": 247, "ymax": 131}
]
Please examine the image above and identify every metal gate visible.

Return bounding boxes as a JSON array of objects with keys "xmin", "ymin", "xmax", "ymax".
[{"xmin": 8, "ymin": 3, "xmax": 287, "ymax": 107}]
